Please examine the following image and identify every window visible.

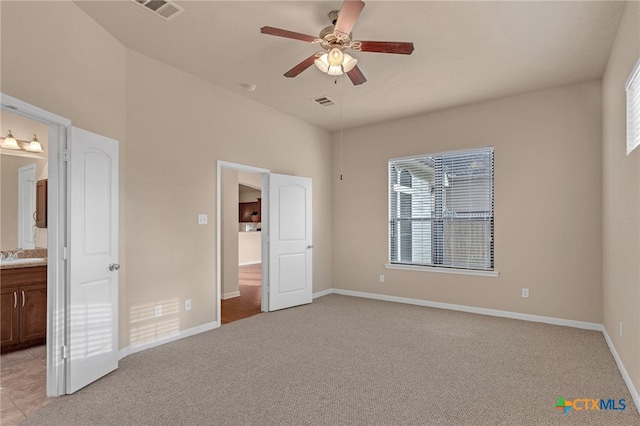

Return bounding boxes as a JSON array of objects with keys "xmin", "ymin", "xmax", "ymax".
[
  {"xmin": 627, "ymin": 58, "xmax": 640, "ymax": 155},
  {"xmin": 389, "ymin": 147, "xmax": 494, "ymax": 272}
]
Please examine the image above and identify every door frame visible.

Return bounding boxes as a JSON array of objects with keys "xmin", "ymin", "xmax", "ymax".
[
  {"xmin": 1, "ymin": 93, "xmax": 69, "ymax": 396},
  {"xmin": 216, "ymin": 161, "xmax": 270, "ymax": 323}
]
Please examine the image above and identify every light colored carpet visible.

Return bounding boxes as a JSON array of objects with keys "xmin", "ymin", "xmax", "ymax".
[{"xmin": 24, "ymin": 294, "xmax": 640, "ymax": 425}]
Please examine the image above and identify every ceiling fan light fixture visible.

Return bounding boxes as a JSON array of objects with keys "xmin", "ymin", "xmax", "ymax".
[
  {"xmin": 314, "ymin": 51, "xmax": 357, "ymax": 76},
  {"xmin": 314, "ymin": 54, "xmax": 343, "ymax": 76}
]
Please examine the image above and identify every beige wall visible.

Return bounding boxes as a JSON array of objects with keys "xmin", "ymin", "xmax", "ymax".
[
  {"xmin": 602, "ymin": 1, "xmax": 640, "ymax": 400},
  {"xmin": 124, "ymin": 50, "xmax": 333, "ymax": 345},
  {"xmin": 239, "ymin": 189, "xmax": 261, "ymax": 204},
  {"xmin": 333, "ymin": 80, "xmax": 603, "ymax": 323}
]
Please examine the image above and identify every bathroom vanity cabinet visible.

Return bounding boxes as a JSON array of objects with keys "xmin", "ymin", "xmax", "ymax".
[{"xmin": 1, "ymin": 266, "xmax": 47, "ymax": 353}]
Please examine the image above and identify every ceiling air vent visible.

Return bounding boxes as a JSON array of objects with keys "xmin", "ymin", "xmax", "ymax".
[
  {"xmin": 313, "ymin": 96, "xmax": 335, "ymax": 108},
  {"xmin": 133, "ymin": 0, "xmax": 184, "ymax": 21}
]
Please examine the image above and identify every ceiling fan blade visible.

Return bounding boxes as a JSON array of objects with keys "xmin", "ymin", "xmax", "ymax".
[
  {"xmin": 334, "ymin": 0, "xmax": 365, "ymax": 37},
  {"xmin": 260, "ymin": 26, "xmax": 317, "ymax": 43},
  {"xmin": 284, "ymin": 54, "xmax": 319, "ymax": 78},
  {"xmin": 347, "ymin": 65, "xmax": 367, "ymax": 86},
  {"xmin": 357, "ymin": 41, "xmax": 415, "ymax": 55}
]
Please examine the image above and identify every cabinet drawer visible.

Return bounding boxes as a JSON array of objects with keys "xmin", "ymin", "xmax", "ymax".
[{"xmin": 1, "ymin": 267, "xmax": 47, "ymax": 287}]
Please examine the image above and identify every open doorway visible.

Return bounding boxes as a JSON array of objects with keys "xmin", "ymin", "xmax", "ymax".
[
  {"xmin": 217, "ymin": 162, "xmax": 270, "ymax": 326},
  {"xmin": 221, "ymin": 178, "xmax": 263, "ymax": 324},
  {"xmin": 0, "ymin": 109, "xmax": 51, "ymax": 422}
]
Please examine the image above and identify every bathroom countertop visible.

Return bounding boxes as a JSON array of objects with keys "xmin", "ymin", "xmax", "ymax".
[
  {"xmin": 0, "ymin": 248, "xmax": 48, "ymax": 270},
  {"xmin": 0, "ymin": 258, "xmax": 48, "ymax": 270}
]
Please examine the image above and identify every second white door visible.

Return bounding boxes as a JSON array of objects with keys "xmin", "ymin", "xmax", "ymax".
[
  {"xmin": 67, "ymin": 127, "xmax": 119, "ymax": 394},
  {"xmin": 268, "ymin": 173, "xmax": 312, "ymax": 311}
]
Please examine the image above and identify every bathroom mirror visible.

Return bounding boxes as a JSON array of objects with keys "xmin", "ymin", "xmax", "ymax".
[{"xmin": 0, "ymin": 110, "xmax": 49, "ymax": 251}]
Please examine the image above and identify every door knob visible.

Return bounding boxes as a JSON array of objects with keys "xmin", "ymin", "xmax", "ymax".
[
  {"xmin": 307, "ymin": 245, "xmax": 314, "ymax": 249},
  {"xmin": 109, "ymin": 263, "xmax": 121, "ymax": 271}
]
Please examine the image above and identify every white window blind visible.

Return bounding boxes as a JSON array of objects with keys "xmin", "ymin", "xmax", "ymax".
[
  {"xmin": 389, "ymin": 147, "xmax": 494, "ymax": 271},
  {"xmin": 627, "ymin": 58, "xmax": 640, "ymax": 155}
]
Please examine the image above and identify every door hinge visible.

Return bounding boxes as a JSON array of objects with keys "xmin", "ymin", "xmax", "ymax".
[
  {"xmin": 62, "ymin": 247, "xmax": 69, "ymax": 261},
  {"xmin": 61, "ymin": 345, "xmax": 68, "ymax": 359},
  {"xmin": 58, "ymin": 149, "xmax": 70, "ymax": 162}
]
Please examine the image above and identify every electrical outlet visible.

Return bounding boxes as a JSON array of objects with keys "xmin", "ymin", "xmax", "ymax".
[
  {"xmin": 154, "ymin": 305, "xmax": 162, "ymax": 317},
  {"xmin": 620, "ymin": 322, "xmax": 623, "ymax": 337},
  {"xmin": 185, "ymin": 299, "xmax": 192, "ymax": 311},
  {"xmin": 521, "ymin": 288, "xmax": 529, "ymax": 298},
  {"xmin": 198, "ymin": 214, "xmax": 208, "ymax": 225},
  {"xmin": 379, "ymin": 275, "xmax": 385, "ymax": 283}
]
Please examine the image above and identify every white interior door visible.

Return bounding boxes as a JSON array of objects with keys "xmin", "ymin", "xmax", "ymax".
[
  {"xmin": 17, "ymin": 164, "xmax": 36, "ymax": 249},
  {"xmin": 268, "ymin": 173, "xmax": 312, "ymax": 311},
  {"xmin": 67, "ymin": 127, "xmax": 119, "ymax": 394}
]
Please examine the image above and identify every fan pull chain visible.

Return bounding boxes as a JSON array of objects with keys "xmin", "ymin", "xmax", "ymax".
[{"xmin": 339, "ymin": 73, "xmax": 344, "ymax": 181}]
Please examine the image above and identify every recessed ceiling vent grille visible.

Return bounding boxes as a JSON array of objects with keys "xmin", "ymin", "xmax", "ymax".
[
  {"xmin": 313, "ymin": 96, "xmax": 335, "ymax": 107},
  {"xmin": 133, "ymin": 0, "xmax": 184, "ymax": 21}
]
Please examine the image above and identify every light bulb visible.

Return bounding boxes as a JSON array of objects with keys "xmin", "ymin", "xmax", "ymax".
[{"xmin": 327, "ymin": 48, "xmax": 344, "ymax": 67}]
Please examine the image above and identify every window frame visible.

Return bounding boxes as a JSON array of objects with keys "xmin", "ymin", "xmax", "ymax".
[
  {"xmin": 626, "ymin": 57, "xmax": 640, "ymax": 155},
  {"xmin": 386, "ymin": 147, "xmax": 498, "ymax": 278}
]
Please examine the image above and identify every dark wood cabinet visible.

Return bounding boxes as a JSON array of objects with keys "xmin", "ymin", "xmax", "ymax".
[
  {"xmin": 36, "ymin": 179, "xmax": 48, "ymax": 228},
  {"xmin": 1, "ymin": 266, "xmax": 47, "ymax": 353},
  {"xmin": 1, "ymin": 286, "xmax": 19, "ymax": 350},
  {"xmin": 239, "ymin": 198, "xmax": 261, "ymax": 222}
]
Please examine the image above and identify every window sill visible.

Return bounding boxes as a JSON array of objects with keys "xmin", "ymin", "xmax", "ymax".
[{"xmin": 384, "ymin": 263, "xmax": 499, "ymax": 277}]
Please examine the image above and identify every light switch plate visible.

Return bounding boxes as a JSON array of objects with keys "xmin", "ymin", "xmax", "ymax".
[{"xmin": 198, "ymin": 214, "xmax": 208, "ymax": 225}]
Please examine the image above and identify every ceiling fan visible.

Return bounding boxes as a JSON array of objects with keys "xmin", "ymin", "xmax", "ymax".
[{"xmin": 260, "ymin": 0, "xmax": 414, "ymax": 86}]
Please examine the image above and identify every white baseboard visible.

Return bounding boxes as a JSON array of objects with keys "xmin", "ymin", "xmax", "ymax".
[
  {"xmin": 330, "ymin": 288, "xmax": 603, "ymax": 330},
  {"xmin": 602, "ymin": 328, "xmax": 640, "ymax": 414},
  {"xmin": 312, "ymin": 288, "xmax": 334, "ymax": 299},
  {"xmin": 118, "ymin": 321, "xmax": 219, "ymax": 360},
  {"xmin": 239, "ymin": 261, "xmax": 261, "ymax": 266},
  {"xmin": 222, "ymin": 291, "xmax": 241, "ymax": 300}
]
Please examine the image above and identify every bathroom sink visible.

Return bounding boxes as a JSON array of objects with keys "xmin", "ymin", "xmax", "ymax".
[{"xmin": 0, "ymin": 258, "xmax": 45, "ymax": 265}]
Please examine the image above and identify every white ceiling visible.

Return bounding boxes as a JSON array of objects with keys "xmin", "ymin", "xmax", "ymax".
[{"xmin": 74, "ymin": 1, "xmax": 625, "ymax": 132}]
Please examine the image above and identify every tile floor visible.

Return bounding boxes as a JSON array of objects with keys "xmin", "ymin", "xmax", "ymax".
[{"xmin": 1, "ymin": 346, "xmax": 51, "ymax": 425}]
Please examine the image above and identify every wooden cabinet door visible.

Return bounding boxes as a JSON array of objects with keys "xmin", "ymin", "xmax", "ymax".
[
  {"xmin": 19, "ymin": 283, "xmax": 47, "ymax": 344},
  {"xmin": 1, "ymin": 286, "xmax": 19, "ymax": 350},
  {"xmin": 239, "ymin": 200, "xmax": 262, "ymax": 222}
]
